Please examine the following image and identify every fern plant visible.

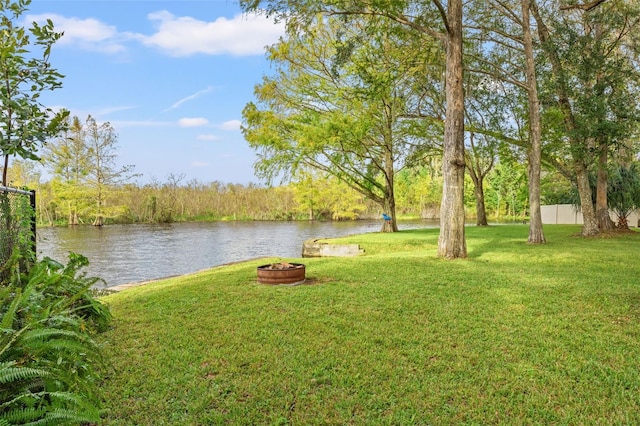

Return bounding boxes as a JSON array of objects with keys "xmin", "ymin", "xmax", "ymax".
[{"xmin": 0, "ymin": 253, "xmax": 110, "ymax": 425}]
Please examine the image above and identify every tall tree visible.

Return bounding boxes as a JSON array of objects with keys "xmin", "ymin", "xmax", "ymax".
[
  {"xmin": 241, "ymin": 0, "xmax": 468, "ymax": 257},
  {"xmin": 0, "ymin": 0, "xmax": 68, "ymax": 186},
  {"xmin": 43, "ymin": 115, "xmax": 88, "ymax": 225},
  {"xmin": 531, "ymin": 0, "xmax": 640, "ymax": 236},
  {"xmin": 521, "ymin": 0, "xmax": 545, "ymax": 242},
  {"xmin": 464, "ymin": 0, "xmax": 547, "ymax": 241},
  {"xmin": 461, "ymin": 71, "xmax": 510, "ymax": 227},
  {"xmin": 83, "ymin": 116, "xmax": 137, "ymax": 226},
  {"xmin": 242, "ymin": 16, "xmax": 436, "ymax": 232},
  {"xmin": 464, "ymin": 131, "xmax": 495, "ymax": 226},
  {"xmin": 292, "ymin": 170, "xmax": 366, "ymax": 220}
]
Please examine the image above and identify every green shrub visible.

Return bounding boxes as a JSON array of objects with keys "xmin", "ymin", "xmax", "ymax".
[
  {"xmin": 0, "ymin": 192, "xmax": 35, "ymax": 284},
  {"xmin": 0, "ymin": 253, "xmax": 111, "ymax": 425}
]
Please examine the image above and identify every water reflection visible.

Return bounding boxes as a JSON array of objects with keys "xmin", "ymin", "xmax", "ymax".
[{"xmin": 37, "ymin": 219, "xmax": 438, "ymax": 287}]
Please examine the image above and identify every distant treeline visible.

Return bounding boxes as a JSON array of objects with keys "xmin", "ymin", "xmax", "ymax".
[
  {"xmin": 33, "ymin": 173, "xmax": 438, "ymax": 226},
  {"xmin": 2, "ymin": 113, "xmax": 575, "ymax": 227},
  {"xmin": 4, "ymin": 158, "xmax": 554, "ymax": 227}
]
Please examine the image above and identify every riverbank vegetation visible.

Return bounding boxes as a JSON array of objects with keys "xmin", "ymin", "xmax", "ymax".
[
  {"xmin": 8, "ymin": 154, "xmax": 575, "ymax": 227},
  {"xmin": 98, "ymin": 225, "xmax": 640, "ymax": 424}
]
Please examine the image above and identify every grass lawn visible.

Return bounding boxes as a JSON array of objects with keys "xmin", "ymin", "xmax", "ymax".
[{"xmin": 98, "ymin": 225, "xmax": 640, "ymax": 425}]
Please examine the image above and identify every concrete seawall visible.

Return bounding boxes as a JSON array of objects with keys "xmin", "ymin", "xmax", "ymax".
[{"xmin": 302, "ymin": 239, "xmax": 364, "ymax": 258}]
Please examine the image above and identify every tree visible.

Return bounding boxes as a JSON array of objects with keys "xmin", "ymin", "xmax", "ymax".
[
  {"xmin": 463, "ymin": 0, "xmax": 546, "ymax": 241},
  {"xmin": 43, "ymin": 115, "xmax": 89, "ymax": 225},
  {"xmin": 461, "ymin": 72, "xmax": 508, "ymax": 227},
  {"xmin": 488, "ymin": 157, "xmax": 528, "ymax": 219},
  {"xmin": 291, "ymin": 170, "xmax": 366, "ymax": 220},
  {"xmin": 0, "ymin": 0, "xmax": 68, "ymax": 186},
  {"xmin": 607, "ymin": 163, "xmax": 640, "ymax": 229},
  {"xmin": 465, "ymin": 131, "xmax": 495, "ymax": 226},
  {"xmin": 521, "ymin": 0, "xmax": 545, "ymax": 242},
  {"xmin": 2, "ymin": 157, "xmax": 40, "ymax": 187},
  {"xmin": 395, "ymin": 161, "xmax": 443, "ymax": 217},
  {"xmin": 530, "ymin": 0, "xmax": 640, "ymax": 236},
  {"xmin": 43, "ymin": 115, "xmax": 137, "ymax": 225},
  {"xmin": 83, "ymin": 116, "xmax": 137, "ymax": 226},
  {"xmin": 241, "ymin": 0, "xmax": 467, "ymax": 256},
  {"xmin": 242, "ymin": 15, "xmax": 436, "ymax": 232}
]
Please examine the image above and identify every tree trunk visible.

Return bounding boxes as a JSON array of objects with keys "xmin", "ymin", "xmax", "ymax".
[
  {"xmin": 522, "ymin": 0, "xmax": 545, "ymax": 244},
  {"xmin": 575, "ymin": 161, "xmax": 599, "ymax": 235},
  {"xmin": 68, "ymin": 211, "xmax": 79, "ymax": 226},
  {"xmin": 474, "ymin": 180, "xmax": 489, "ymax": 226},
  {"xmin": 94, "ymin": 193, "xmax": 104, "ymax": 226},
  {"xmin": 531, "ymin": 1, "xmax": 599, "ymax": 237},
  {"xmin": 381, "ymin": 131, "xmax": 398, "ymax": 233},
  {"xmin": 592, "ymin": 21, "xmax": 614, "ymax": 232},
  {"xmin": 2, "ymin": 154, "xmax": 8, "ymax": 186},
  {"xmin": 596, "ymin": 143, "xmax": 614, "ymax": 230},
  {"xmin": 381, "ymin": 195, "xmax": 398, "ymax": 233},
  {"xmin": 93, "ymin": 214, "xmax": 104, "ymax": 227},
  {"xmin": 437, "ymin": 0, "xmax": 467, "ymax": 258},
  {"xmin": 467, "ymin": 158, "xmax": 488, "ymax": 226},
  {"xmin": 465, "ymin": 134, "xmax": 489, "ymax": 227}
]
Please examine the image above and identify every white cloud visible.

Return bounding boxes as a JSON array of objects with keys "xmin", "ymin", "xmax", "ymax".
[
  {"xmin": 179, "ymin": 117, "xmax": 209, "ymax": 127},
  {"xmin": 141, "ymin": 11, "xmax": 285, "ymax": 57},
  {"xmin": 197, "ymin": 134, "xmax": 220, "ymax": 141},
  {"xmin": 192, "ymin": 161, "xmax": 210, "ymax": 168},
  {"xmin": 25, "ymin": 11, "xmax": 285, "ymax": 57},
  {"xmin": 26, "ymin": 13, "xmax": 132, "ymax": 54},
  {"xmin": 219, "ymin": 120, "xmax": 241, "ymax": 131}
]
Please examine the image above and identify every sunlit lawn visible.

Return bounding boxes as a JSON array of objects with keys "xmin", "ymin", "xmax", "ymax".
[{"xmin": 99, "ymin": 225, "xmax": 640, "ymax": 425}]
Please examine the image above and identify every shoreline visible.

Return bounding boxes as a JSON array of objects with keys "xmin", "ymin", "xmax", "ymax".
[{"xmin": 106, "ymin": 256, "xmax": 274, "ymax": 292}]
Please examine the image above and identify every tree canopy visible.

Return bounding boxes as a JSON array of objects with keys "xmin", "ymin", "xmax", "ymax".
[
  {"xmin": 242, "ymin": 15, "xmax": 444, "ymax": 232},
  {"xmin": 0, "ymin": 0, "xmax": 68, "ymax": 186}
]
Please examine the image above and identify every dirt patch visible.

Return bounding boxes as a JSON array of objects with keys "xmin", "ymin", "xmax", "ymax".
[
  {"xmin": 299, "ymin": 276, "xmax": 334, "ymax": 286},
  {"xmin": 572, "ymin": 228, "xmax": 639, "ymax": 239}
]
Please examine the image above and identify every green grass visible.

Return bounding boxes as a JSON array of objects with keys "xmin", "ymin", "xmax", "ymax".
[{"xmin": 98, "ymin": 225, "xmax": 640, "ymax": 425}]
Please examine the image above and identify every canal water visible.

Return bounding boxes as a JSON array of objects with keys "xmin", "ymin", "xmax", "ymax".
[{"xmin": 37, "ymin": 219, "xmax": 438, "ymax": 288}]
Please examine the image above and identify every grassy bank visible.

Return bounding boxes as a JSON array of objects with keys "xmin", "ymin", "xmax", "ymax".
[{"xmin": 99, "ymin": 225, "xmax": 640, "ymax": 425}]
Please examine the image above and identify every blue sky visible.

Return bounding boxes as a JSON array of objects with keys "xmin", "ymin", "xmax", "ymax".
[{"xmin": 26, "ymin": 0, "xmax": 286, "ymax": 185}]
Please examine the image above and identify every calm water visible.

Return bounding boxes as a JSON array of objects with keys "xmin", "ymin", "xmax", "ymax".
[{"xmin": 37, "ymin": 220, "xmax": 438, "ymax": 288}]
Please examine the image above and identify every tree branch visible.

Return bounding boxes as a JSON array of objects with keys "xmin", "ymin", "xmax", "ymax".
[
  {"xmin": 491, "ymin": 0, "xmax": 524, "ymax": 26},
  {"xmin": 559, "ymin": 0, "xmax": 607, "ymax": 12},
  {"xmin": 430, "ymin": 0, "xmax": 450, "ymax": 34}
]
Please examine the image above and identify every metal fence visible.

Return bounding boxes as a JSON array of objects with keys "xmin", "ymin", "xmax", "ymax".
[{"xmin": 0, "ymin": 186, "xmax": 36, "ymax": 279}]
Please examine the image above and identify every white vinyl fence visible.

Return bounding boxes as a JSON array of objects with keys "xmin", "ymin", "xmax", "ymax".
[{"xmin": 541, "ymin": 204, "xmax": 639, "ymax": 227}]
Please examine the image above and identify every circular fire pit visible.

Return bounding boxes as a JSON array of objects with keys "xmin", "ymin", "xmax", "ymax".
[{"xmin": 257, "ymin": 262, "xmax": 306, "ymax": 285}]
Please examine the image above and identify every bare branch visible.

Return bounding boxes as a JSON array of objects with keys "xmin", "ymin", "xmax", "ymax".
[
  {"xmin": 381, "ymin": 11, "xmax": 446, "ymax": 43},
  {"xmin": 431, "ymin": 0, "xmax": 451, "ymax": 34},
  {"xmin": 491, "ymin": 0, "xmax": 524, "ymax": 26},
  {"xmin": 559, "ymin": 0, "xmax": 607, "ymax": 12}
]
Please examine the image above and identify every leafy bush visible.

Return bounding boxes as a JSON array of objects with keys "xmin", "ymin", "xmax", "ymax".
[
  {"xmin": 0, "ymin": 192, "xmax": 35, "ymax": 284},
  {"xmin": 608, "ymin": 163, "xmax": 640, "ymax": 228},
  {"xmin": 0, "ymin": 253, "xmax": 111, "ymax": 425}
]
